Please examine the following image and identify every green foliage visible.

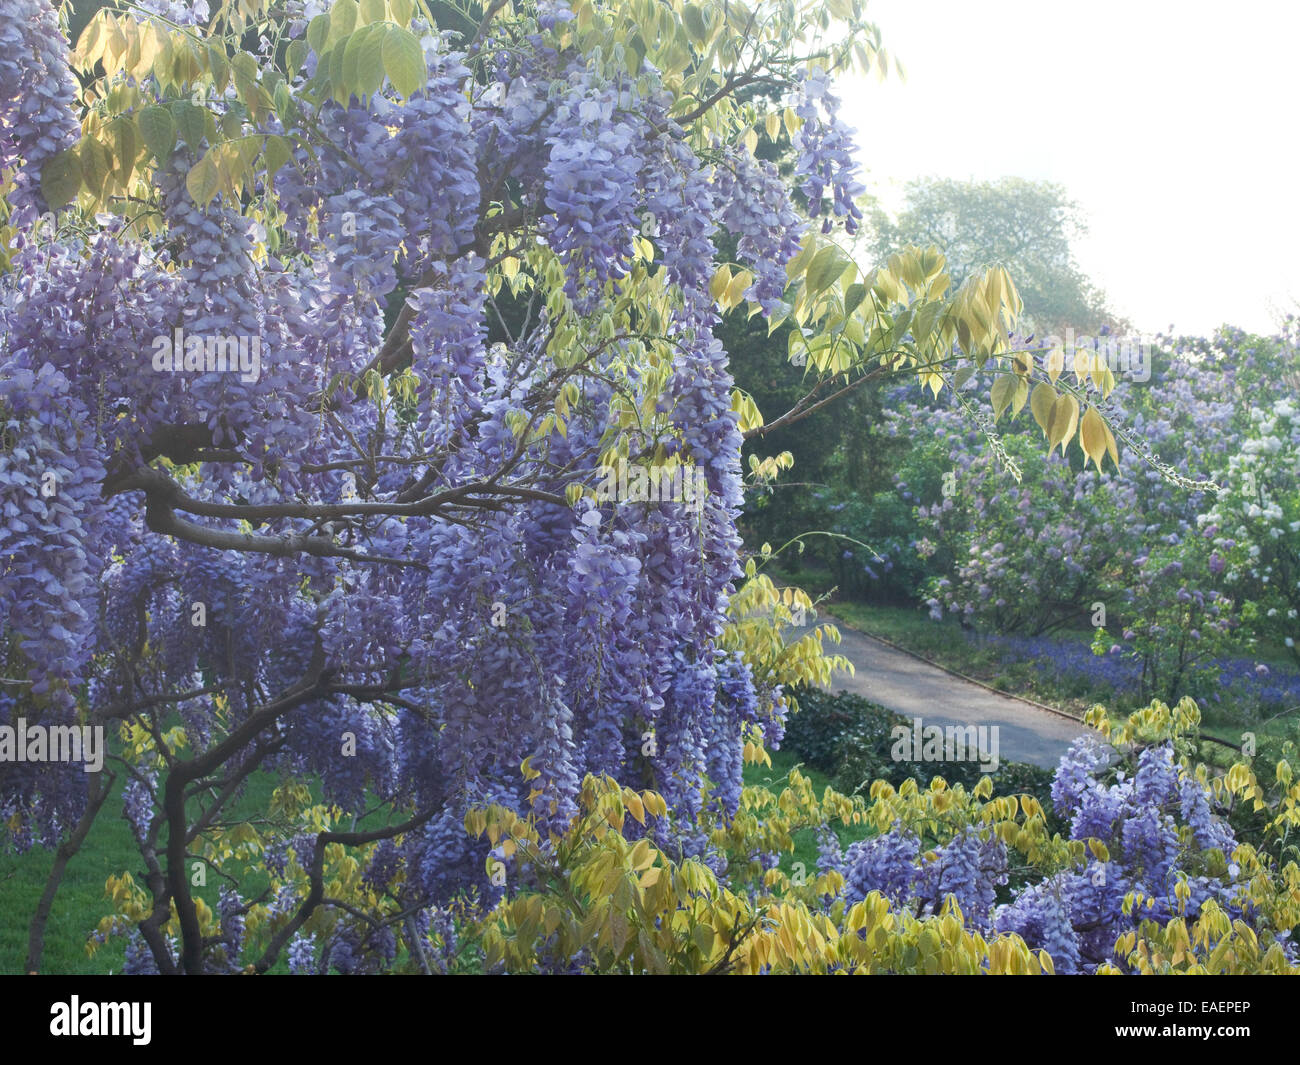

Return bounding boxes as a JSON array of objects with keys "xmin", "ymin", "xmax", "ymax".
[
  {"xmin": 1203, "ymin": 366, "xmax": 1300, "ymax": 669},
  {"xmin": 782, "ymin": 687, "xmax": 1059, "ymax": 827},
  {"xmin": 781, "ymin": 686, "xmax": 867, "ymax": 772},
  {"xmin": 465, "ymin": 698, "xmax": 1300, "ymax": 974},
  {"xmin": 471, "ymin": 772, "xmax": 1057, "ymax": 974},
  {"xmin": 820, "ymin": 473, "xmax": 944, "ymax": 601},
  {"xmin": 721, "ymin": 571, "xmax": 853, "ymax": 723}
]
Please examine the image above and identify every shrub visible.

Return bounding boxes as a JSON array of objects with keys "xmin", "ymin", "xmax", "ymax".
[{"xmin": 782, "ymin": 687, "xmax": 1058, "ymax": 826}]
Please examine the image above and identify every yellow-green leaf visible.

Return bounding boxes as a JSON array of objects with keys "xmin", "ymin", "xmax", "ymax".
[
  {"xmin": 1047, "ymin": 392, "xmax": 1079, "ymax": 454},
  {"xmin": 682, "ymin": 3, "xmax": 708, "ymax": 44},
  {"xmin": 1029, "ymin": 381, "xmax": 1056, "ymax": 436},
  {"xmin": 307, "ymin": 12, "xmax": 331, "ymax": 53},
  {"xmin": 137, "ymin": 106, "xmax": 176, "ymax": 160},
  {"xmin": 990, "ymin": 375, "xmax": 1017, "ymax": 422},
  {"xmin": 1046, "ymin": 342, "xmax": 1064, "ymax": 384},
  {"xmin": 353, "ymin": 23, "xmax": 388, "ymax": 98},
  {"xmin": 329, "ymin": 0, "xmax": 360, "ymax": 43},
  {"xmin": 342, "ymin": 23, "xmax": 377, "ymax": 93},
  {"xmin": 843, "ymin": 282, "xmax": 866, "ymax": 316},
  {"xmin": 286, "ymin": 37, "xmax": 309, "ymax": 76},
  {"xmin": 806, "ymin": 244, "xmax": 847, "ymax": 296},
  {"xmin": 382, "ymin": 25, "xmax": 425, "ymax": 98},
  {"xmin": 40, "ymin": 147, "xmax": 82, "ymax": 209},
  {"xmin": 709, "ymin": 264, "xmax": 732, "ymax": 303},
  {"xmin": 724, "ymin": 269, "xmax": 752, "ymax": 308},
  {"xmin": 186, "ymin": 153, "xmax": 220, "ymax": 206},
  {"xmin": 173, "ymin": 101, "xmax": 206, "ymax": 150},
  {"xmin": 1011, "ymin": 376, "xmax": 1029, "ymax": 416},
  {"xmin": 109, "ymin": 115, "xmax": 139, "ymax": 181},
  {"xmin": 262, "ymin": 133, "xmax": 292, "ymax": 176},
  {"xmin": 80, "ymin": 138, "xmax": 113, "ymax": 197},
  {"xmin": 207, "ymin": 44, "xmax": 230, "ymax": 93},
  {"xmin": 1080, "ymin": 405, "xmax": 1108, "ymax": 470}
]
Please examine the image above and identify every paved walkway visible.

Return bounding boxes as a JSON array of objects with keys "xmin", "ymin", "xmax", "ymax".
[{"xmin": 795, "ymin": 619, "xmax": 1096, "ymax": 770}]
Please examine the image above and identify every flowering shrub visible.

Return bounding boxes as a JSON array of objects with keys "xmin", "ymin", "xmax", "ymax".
[
  {"xmin": 816, "ymin": 329, "xmax": 1300, "ymax": 709},
  {"xmin": 467, "ymin": 699, "xmax": 1300, "ymax": 973},
  {"xmin": 1203, "ymin": 384, "xmax": 1300, "ymax": 669}
]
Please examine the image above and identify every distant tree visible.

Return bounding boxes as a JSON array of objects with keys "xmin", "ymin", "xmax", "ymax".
[{"xmin": 870, "ymin": 177, "xmax": 1121, "ymax": 336}]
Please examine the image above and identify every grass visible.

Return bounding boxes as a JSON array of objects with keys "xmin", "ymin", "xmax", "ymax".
[
  {"xmin": 1, "ymin": 766, "xmax": 295, "ymax": 975},
  {"xmin": 7, "ymin": 744, "xmax": 864, "ymax": 974},
  {"xmin": 0, "ymin": 771, "xmax": 133, "ymax": 975},
  {"xmin": 741, "ymin": 746, "xmax": 873, "ymax": 877}
]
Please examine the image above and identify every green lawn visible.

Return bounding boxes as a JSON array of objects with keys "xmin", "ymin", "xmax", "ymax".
[
  {"xmin": 1, "ymin": 771, "xmax": 133, "ymax": 974},
  {"xmin": 1, "ymin": 768, "xmax": 290, "ymax": 975},
  {"xmin": 7, "ymin": 746, "xmax": 866, "ymax": 974},
  {"xmin": 742, "ymin": 746, "xmax": 872, "ymax": 878}
]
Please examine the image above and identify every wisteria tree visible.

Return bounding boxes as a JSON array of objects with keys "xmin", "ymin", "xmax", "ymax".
[{"xmin": 0, "ymin": 0, "xmax": 1153, "ymax": 975}]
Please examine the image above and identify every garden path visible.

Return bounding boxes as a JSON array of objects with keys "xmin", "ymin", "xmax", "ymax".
[{"xmin": 795, "ymin": 618, "xmax": 1097, "ymax": 770}]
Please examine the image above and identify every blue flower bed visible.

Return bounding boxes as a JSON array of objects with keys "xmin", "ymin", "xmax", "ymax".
[{"xmin": 974, "ymin": 632, "xmax": 1300, "ymax": 714}]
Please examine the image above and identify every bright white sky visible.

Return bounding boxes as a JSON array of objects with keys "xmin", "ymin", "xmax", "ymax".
[{"xmin": 837, "ymin": 0, "xmax": 1300, "ymax": 337}]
